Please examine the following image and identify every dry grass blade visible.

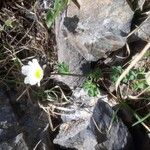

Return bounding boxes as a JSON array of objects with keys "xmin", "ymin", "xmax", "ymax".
[
  {"xmin": 116, "ymin": 41, "xmax": 150, "ymax": 92},
  {"xmin": 91, "ymin": 116, "xmax": 104, "ymax": 134},
  {"xmin": 33, "ymin": 140, "xmax": 42, "ymax": 150},
  {"xmin": 134, "ymin": 115, "xmax": 150, "ymax": 132},
  {"xmin": 72, "ymin": 0, "xmax": 82, "ymax": 8},
  {"xmin": 115, "ymin": 42, "xmax": 131, "ymax": 59},
  {"xmin": 16, "ymin": 86, "xmax": 30, "ymax": 101},
  {"xmin": 38, "ymin": 102, "xmax": 60, "ymax": 131},
  {"xmin": 138, "ymin": 0, "xmax": 146, "ymax": 11},
  {"xmin": 47, "ymin": 103, "xmax": 75, "ymax": 112},
  {"xmin": 128, "ymin": 86, "xmax": 150, "ymax": 99}
]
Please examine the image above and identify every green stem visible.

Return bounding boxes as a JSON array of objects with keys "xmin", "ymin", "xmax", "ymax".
[{"xmin": 50, "ymin": 72, "xmax": 85, "ymax": 77}]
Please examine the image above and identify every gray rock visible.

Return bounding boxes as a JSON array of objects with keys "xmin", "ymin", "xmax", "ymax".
[
  {"xmin": 12, "ymin": 100, "xmax": 54, "ymax": 150},
  {"xmin": 135, "ymin": 16, "xmax": 150, "ymax": 41},
  {"xmin": 91, "ymin": 100, "xmax": 133, "ymax": 150},
  {"xmin": 53, "ymin": 88, "xmax": 99, "ymax": 149},
  {"xmin": 55, "ymin": 39, "xmax": 90, "ymax": 88},
  {"xmin": 54, "ymin": 120, "xmax": 97, "ymax": 150},
  {"xmin": 55, "ymin": 0, "xmax": 133, "ymax": 61},
  {"xmin": 0, "ymin": 133, "xmax": 28, "ymax": 150},
  {"xmin": 0, "ymin": 89, "xmax": 20, "ymax": 143},
  {"xmin": 55, "ymin": 14, "xmax": 91, "ymax": 88},
  {"xmin": 2, "ymin": 90, "xmax": 55, "ymax": 150},
  {"xmin": 54, "ymin": 90, "xmax": 133, "ymax": 150},
  {"xmin": 0, "ymin": 90, "xmax": 28, "ymax": 149}
]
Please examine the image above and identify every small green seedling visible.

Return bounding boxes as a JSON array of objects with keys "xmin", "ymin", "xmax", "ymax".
[
  {"xmin": 110, "ymin": 66, "xmax": 148, "ymax": 91},
  {"xmin": 57, "ymin": 62, "xmax": 69, "ymax": 74},
  {"xmin": 82, "ymin": 79, "xmax": 100, "ymax": 97},
  {"xmin": 82, "ymin": 68, "xmax": 101, "ymax": 97},
  {"xmin": 46, "ymin": 0, "xmax": 69, "ymax": 28},
  {"xmin": 110, "ymin": 66, "xmax": 123, "ymax": 83},
  {"xmin": 88, "ymin": 68, "xmax": 102, "ymax": 81},
  {"xmin": 5, "ymin": 18, "xmax": 13, "ymax": 28}
]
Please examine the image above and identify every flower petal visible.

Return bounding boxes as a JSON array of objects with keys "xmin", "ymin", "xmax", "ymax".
[
  {"xmin": 37, "ymin": 82, "xmax": 40, "ymax": 87},
  {"xmin": 32, "ymin": 59, "xmax": 39, "ymax": 65},
  {"xmin": 21, "ymin": 65, "xmax": 30, "ymax": 75},
  {"xmin": 24, "ymin": 76, "xmax": 30, "ymax": 84},
  {"xmin": 24, "ymin": 76, "xmax": 37, "ymax": 85},
  {"xmin": 28, "ymin": 60, "xmax": 33, "ymax": 66}
]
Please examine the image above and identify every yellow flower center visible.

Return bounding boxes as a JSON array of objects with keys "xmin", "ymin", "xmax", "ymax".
[{"xmin": 34, "ymin": 68, "xmax": 42, "ymax": 79}]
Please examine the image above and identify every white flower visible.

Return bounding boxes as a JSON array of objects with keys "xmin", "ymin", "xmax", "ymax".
[
  {"xmin": 21, "ymin": 59, "xmax": 44, "ymax": 86},
  {"xmin": 145, "ymin": 71, "xmax": 150, "ymax": 86}
]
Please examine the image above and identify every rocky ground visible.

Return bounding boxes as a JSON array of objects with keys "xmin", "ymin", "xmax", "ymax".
[{"xmin": 0, "ymin": 0, "xmax": 150, "ymax": 150}]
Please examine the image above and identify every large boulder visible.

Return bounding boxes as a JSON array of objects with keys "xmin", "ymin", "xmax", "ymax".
[
  {"xmin": 55, "ymin": 41, "xmax": 91, "ymax": 88},
  {"xmin": 91, "ymin": 100, "xmax": 133, "ymax": 150},
  {"xmin": 0, "ymin": 133, "xmax": 28, "ymax": 150},
  {"xmin": 0, "ymin": 89, "xmax": 28, "ymax": 149},
  {"xmin": 54, "ymin": 89, "xmax": 133, "ymax": 150},
  {"xmin": 8, "ymin": 90, "xmax": 55, "ymax": 150},
  {"xmin": 0, "ymin": 89, "xmax": 55, "ymax": 150},
  {"xmin": 55, "ymin": 0, "xmax": 134, "ymax": 61},
  {"xmin": 53, "ymin": 88, "xmax": 99, "ymax": 150},
  {"xmin": 0, "ymin": 89, "xmax": 20, "ymax": 143}
]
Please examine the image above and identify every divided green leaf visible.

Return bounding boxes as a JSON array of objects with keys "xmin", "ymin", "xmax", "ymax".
[
  {"xmin": 46, "ymin": 0, "xmax": 69, "ymax": 28},
  {"xmin": 82, "ymin": 79, "xmax": 100, "ymax": 97},
  {"xmin": 57, "ymin": 62, "xmax": 69, "ymax": 74},
  {"xmin": 110, "ymin": 65, "xmax": 148, "ymax": 92}
]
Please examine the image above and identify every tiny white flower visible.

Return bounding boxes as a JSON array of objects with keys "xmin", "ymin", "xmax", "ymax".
[
  {"xmin": 21, "ymin": 59, "xmax": 44, "ymax": 86},
  {"xmin": 145, "ymin": 71, "xmax": 150, "ymax": 86}
]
